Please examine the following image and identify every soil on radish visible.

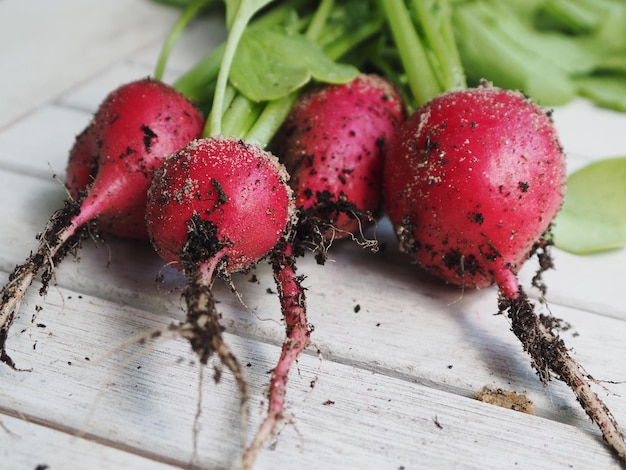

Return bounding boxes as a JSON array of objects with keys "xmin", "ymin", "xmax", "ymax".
[
  {"xmin": 178, "ymin": 214, "xmax": 233, "ymax": 368},
  {"xmin": 498, "ymin": 290, "xmax": 566, "ymax": 385},
  {"xmin": 289, "ymin": 189, "xmax": 370, "ymax": 264}
]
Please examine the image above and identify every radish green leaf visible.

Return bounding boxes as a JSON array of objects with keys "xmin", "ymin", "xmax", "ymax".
[
  {"xmin": 553, "ymin": 157, "xmax": 626, "ymax": 254},
  {"xmin": 230, "ymin": 28, "xmax": 358, "ymax": 102}
]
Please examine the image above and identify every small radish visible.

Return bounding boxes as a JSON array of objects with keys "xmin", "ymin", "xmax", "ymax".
[
  {"xmin": 144, "ymin": 136, "xmax": 295, "ymax": 440},
  {"xmin": 0, "ymin": 78, "xmax": 204, "ymax": 368},
  {"xmin": 242, "ymin": 74, "xmax": 406, "ymax": 467},
  {"xmin": 384, "ymin": 85, "xmax": 566, "ymax": 299},
  {"xmin": 273, "ymin": 74, "xmax": 406, "ymax": 248}
]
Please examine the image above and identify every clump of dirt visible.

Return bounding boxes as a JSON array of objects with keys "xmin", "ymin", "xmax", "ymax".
[{"xmin": 474, "ymin": 386, "xmax": 535, "ymax": 415}]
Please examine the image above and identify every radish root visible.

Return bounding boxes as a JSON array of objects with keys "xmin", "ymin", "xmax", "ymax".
[
  {"xmin": 0, "ymin": 201, "xmax": 85, "ymax": 369},
  {"xmin": 499, "ymin": 290, "xmax": 626, "ymax": 461},
  {"xmin": 241, "ymin": 242, "xmax": 311, "ymax": 469}
]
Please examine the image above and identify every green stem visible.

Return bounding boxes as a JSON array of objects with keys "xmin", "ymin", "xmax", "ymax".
[
  {"xmin": 204, "ymin": 84, "xmax": 237, "ymax": 137},
  {"xmin": 378, "ymin": 0, "xmax": 440, "ymax": 106},
  {"xmin": 245, "ymin": 94, "xmax": 298, "ymax": 147},
  {"xmin": 305, "ymin": 0, "xmax": 334, "ymax": 41},
  {"xmin": 209, "ymin": 5, "xmax": 259, "ymax": 136},
  {"xmin": 221, "ymin": 94, "xmax": 264, "ymax": 139},
  {"xmin": 410, "ymin": 0, "xmax": 465, "ymax": 91},
  {"xmin": 173, "ymin": 43, "xmax": 224, "ymax": 103},
  {"xmin": 322, "ymin": 16, "xmax": 384, "ymax": 62},
  {"xmin": 154, "ymin": 0, "xmax": 215, "ymax": 81},
  {"xmin": 438, "ymin": 2, "xmax": 465, "ymax": 89}
]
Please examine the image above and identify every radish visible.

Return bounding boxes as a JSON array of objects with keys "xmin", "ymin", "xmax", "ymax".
[
  {"xmin": 384, "ymin": 85, "xmax": 565, "ymax": 299},
  {"xmin": 145, "ymin": 137, "xmax": 294, "ymax": 279},
  {"xmin": 242, "ymin": 73, "xmax": 406, "ymax": 465},
  {"xmin": 0, "ymin": 78, "xmax": 204, "ymax": 368},
  {"xmin": 380, "ymin": 0, "xmax": 626, "ymax": 461},
  {"xmin": 273, "ymin": 73, "xmax": 406, "ymax": 249},
  {"xmin": 144, "ymin": 136, "xmax": 295, "ymax": 455},
  {"xmin": 166, "ymin": 2, "xmax": 398, "ymax": 466}
]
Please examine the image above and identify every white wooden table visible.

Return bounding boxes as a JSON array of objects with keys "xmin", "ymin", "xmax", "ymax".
[{"xmin": 2, "ymin": 1, "xmax": 626, "ymax": 469}]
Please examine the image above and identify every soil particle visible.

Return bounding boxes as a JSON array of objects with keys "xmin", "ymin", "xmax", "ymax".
[{"xmin": 474, "ymin": 386, "xmax": 535, "ymax": 415}]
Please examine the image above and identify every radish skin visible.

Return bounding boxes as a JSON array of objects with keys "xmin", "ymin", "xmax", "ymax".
[
  {"xmin": 66, "ymin": 124, "xmax": 98, "ymax": 199},
  {"xmin": 384, "ymin": 85, "xmax": 566, "ymax": 298},
  {"xmin": 68, "ymin": 79, "xmax": 205, "ymax": 240},
  {"xmin": 146, "ymin": 137, "xmax": 294, "ymax": 274},
  {"xmin": 274, "ymin": 74, "xmax": 406, "ymax": 245}
]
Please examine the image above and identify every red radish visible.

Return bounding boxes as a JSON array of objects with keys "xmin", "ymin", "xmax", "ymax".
[
  {"xmin": 383, "ymin": 83, "xmax": 626, "ymax": 460},
  {"xmin": 0, "ymin": 78, "xmax": 204, "ymax": 368},
  {"xmin": 384, "ymin": 85, "xmax": 566, "ymax": 299},
  {"xmin": 146, "ymin": 137, "xmax": 294, "ymax": 275},
  {"xmin": 74, "ymin": 79, "xmax": 204, "ymax": 240},
  {"xmin": 273, "ymin": 74, "xmax": 406, "ymax": 247},
  {"xmin": 242, "ymin": 74, "xmax": 406, "ymax": 467},
  {"xmin": 144, "ymin": 136, "xmax": 295, "ymax": 410}
]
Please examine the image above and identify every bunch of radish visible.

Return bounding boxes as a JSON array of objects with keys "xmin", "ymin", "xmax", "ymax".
[
  {"xmin": 3, "ymin": 0, "xmax": 625, "ymax": 466},
  {"xmin": 380, "ymin": 0, "xmax": 626, "ymax": 460}
]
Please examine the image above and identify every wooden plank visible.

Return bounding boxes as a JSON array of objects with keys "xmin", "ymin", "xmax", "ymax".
[
  {"xmin": 0, "ymin": 105, "xmax": 91, "ymax": 179},
  {"xmin": 0, "ymin": 168, "xmax": 625, "ymax": 467},
  {"xmin": 0, "ymin": 0, "xmax": 179, "ymax": 129},
  {"xmin": 0, "ymin": 414, "xmax": 181, "ymax": 470},
  {"xmin": 2, "ymin": 280, "xmax": 623, "ymax": 469}
]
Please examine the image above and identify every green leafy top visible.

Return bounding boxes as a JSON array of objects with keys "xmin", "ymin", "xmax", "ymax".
[
  {"xmin": 230, "ymin": 27, "xmax": 357, "ymax": 102},
  {"xmin": 158, "ymin": 0, "xmax": 376, "ymax": 145},
  {"xmin": 552, "ymin": 157, "xmax": 626, "ymax": 254}
]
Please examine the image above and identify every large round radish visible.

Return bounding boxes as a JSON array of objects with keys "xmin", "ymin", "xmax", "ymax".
[
  {"xmin": 384, "ymin": 85, "xmax": 566, "ymax": 298},
  {"xmin": 273, "ymin": 74, "xmax": 405, "ymax": 242},
  {"xmin": 384, "ymin": 87, "xmax": 626, "ymax": 458},
  {"xmin": 146, "ymin": 137, "xmax": 294, "ymax": 274}
]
